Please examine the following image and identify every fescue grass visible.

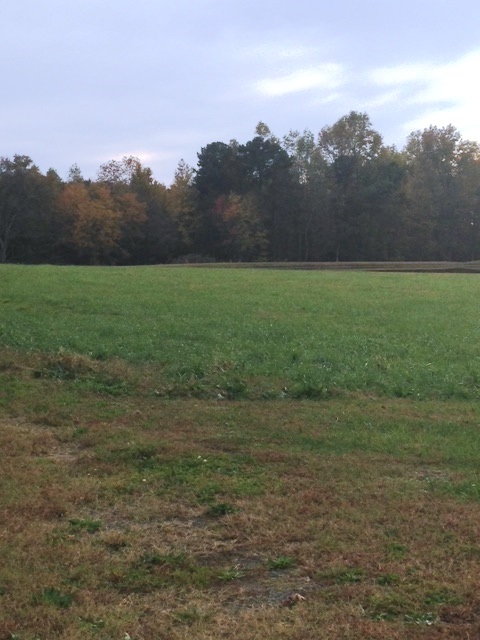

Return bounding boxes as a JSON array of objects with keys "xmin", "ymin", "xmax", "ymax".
[
  {"xmin": 1, "ymin": 264, "xmax": 480, "ymax": 638},
  {"xmin": 1, "ymin": 264, "xmax": 480, "ymax": 399}
]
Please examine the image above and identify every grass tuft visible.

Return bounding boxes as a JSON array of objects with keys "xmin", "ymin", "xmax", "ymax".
[
  {"xmin": 267, "ymin": 556, "xmax": 296, "ymax": 571},
  {"xmin": 68, "ymin": 518, "xmax": 101, "ymax": 534},
  {"xmin": 37, "ymin": 587, "xmax": 75, "ymax": 609},
  {"xmin": 205, "ymin": 502, "xmax": 237, "ymax": 518}
]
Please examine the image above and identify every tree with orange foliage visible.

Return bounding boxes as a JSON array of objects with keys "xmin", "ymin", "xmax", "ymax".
[{"xmin": 57, "ymin": 181, "xmax": 146, "ymax": 264}]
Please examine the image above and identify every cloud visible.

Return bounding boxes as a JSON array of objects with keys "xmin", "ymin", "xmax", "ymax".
[
  {"xmin": 370, "ymin": 50, "xmax": 480, "ymax": 140},
  {"xmin": 110, "ymin": 151, "xmax": 164, "ymax": 164},
  {"xmin": 370, "ymin": 62, "xmax": 434, "ymax": 87},
  {"xmin": 256, "ymin": 64, "xmax": 344, "ymax": 98},
  {"xmin": 363, "ymin": 89, "xmax": 402, "ymax": 110}
]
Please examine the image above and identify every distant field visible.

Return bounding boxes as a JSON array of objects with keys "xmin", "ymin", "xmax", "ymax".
[
  {"xmin": 191, "ymin": 260, "xmax": 480, "ymax": 273},
  {"xmin": 2, "ymin": 264, "xmax": 480, "ymax": 639},
  {"xmin": 1, "ymin": 264, "xmax": 480, "ymax": 400}
]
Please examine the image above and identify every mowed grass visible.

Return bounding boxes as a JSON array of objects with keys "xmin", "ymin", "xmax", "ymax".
[
  {"xmin": 1, "ymin": 264, "xmax": 480, "ymax": 399},
  {"xmin": 1, "ymin": 265, "xmax": 480, "ymax": 639}
]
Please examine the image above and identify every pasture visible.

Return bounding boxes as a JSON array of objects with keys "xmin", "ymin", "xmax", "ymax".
[{"xmin": 1, "ymin": 265, "xmax": 480, "ymax": 639}]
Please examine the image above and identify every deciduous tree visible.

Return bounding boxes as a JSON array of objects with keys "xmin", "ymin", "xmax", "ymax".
[
  {"xmin": 318, "ymin": 112, "xmax": 385, "ymax": 260},
  {"xmin": 57, "ymin": 181, "xmax": 146, "ymax": 264},
  {"xmin": 167, "ymin": 160, "xmax": 198, "ymax": 252},
  {"xmin": 212, "ymin": 192, "xmax": 267, "ymax": 261},
  {"xmin": 403, "ymin": 125, "xmax": 480, "ymax": 260},
  {"xmin": 0, "ymin": 156, "xmax": 49, "ymax": 262}
]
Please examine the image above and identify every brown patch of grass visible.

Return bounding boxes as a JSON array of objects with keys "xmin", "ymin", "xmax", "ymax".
[{"xmin": 2, "ymin": 356, "xmax": 480, "ymax": 638}]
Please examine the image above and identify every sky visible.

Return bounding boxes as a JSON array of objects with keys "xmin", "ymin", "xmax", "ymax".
[{"xmin": 2, "ymin": 0, "xmax": 480, "ymax": 185}]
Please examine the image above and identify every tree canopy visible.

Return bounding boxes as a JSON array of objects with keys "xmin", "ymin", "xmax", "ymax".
[{"xmin": 2, "ymin": 113, "xmax": 480, "ymax": 264}]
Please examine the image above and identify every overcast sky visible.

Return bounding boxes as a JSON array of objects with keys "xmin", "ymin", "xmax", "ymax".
[{"xmin": 2, "ymin": 0, "xmax": 480, "ymax": 184}]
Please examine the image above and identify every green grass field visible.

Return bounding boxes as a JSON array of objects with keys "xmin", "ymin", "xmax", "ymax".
[
  {"xmin": 1, "ymin": 265, "xmax": 480, "ymax": 639},
  {"xmin": 2, "ymin": 264, "xmax": 480, "ymax": 399}
]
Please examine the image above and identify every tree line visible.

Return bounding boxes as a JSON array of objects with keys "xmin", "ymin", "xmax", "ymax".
[{"xmin": 1, "ymin": 111, "xmax": 480, "ymax": 265}]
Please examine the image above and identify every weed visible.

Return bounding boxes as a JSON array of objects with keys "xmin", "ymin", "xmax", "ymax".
[
  {"xmin": 195, "ymin": 483, "xmax": 223, "ymax": 504},
  {"xmin": 37, "ymin": 587, "xmax": 75, "ymax": 609},
  {"xmin": 79, "ymin": 617, "xmax": 106, "ymax": 631},
  {"xmin": 376, "ymin": 573, "xmax": 400, "ymax": 586},
  {"xmin": 172, "ymin": 607, "xmax": 207, "ymax": 625},
  {"xmin": 426, "ymin": 477, "xmax": 480, "ymax": 502},
  {"xmin": 366, "ymin": 593, "xmax": 415, "ymax": 621},
  {"xmin": 205, "ymin": 502, "xmax": 236, "ymax": 517},
  {"xmin": 267, "ymin": 556, "xmax": 296, "ymax": 571},
  {"xmin": 424, "ymin": 588, "xmax": 462, "ymax": 606},
  {"xmin": 141, "ymin": 552, "xmax": 188, "ymax": 567},
  {"xmin": 459, "ymin": 545, "xmax": 480, "ymax": 559},
  {"xmin": 386, "ymin": 542, "xmax": 408, "ymax": 558},
  {"xmin": 404, "ymin": 612, "xmax": 438, "ymax": 625},
  {"xmin": 102, "ymin": 444, "xmax": 160, "ymax": 470},
  {"xmin": 68, "ymin": 518, "xmax": 101, "ymax": 534},
  {"xmin": 41, "ymin": 351, "xmax": 96, "ymax": 381},
  {"xmin": 111, "ymin": 552, "xmax": 216, "ymax": 592},
  {"xmin": 30, "ymin": 350, "xmax": 133, "ymax": 396},
  {"xmin": 218, "ymin": 565, "xmax": 245, "ymax": 581},
  {"xmin": 326, "ymin": 567, "xmax": 365, "ymax": 584}
]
